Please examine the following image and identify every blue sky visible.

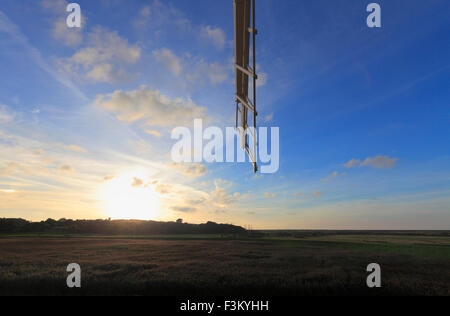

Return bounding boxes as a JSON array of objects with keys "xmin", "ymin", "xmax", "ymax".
[{"xmin": 0, "ymin": 0, "xmax": 449, "ymax": 229}]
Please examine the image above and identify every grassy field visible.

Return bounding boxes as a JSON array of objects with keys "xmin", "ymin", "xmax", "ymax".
[{"xmin": 0, "ymin": 233, "xmax": 449, "ymax": 296}]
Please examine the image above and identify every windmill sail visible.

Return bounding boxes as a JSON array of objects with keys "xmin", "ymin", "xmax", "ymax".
[{"xmin": 234, "ymin": 0, "xmax": 258, "ymax": 173}]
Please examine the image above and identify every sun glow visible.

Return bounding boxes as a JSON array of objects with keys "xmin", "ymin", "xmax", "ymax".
[
  {"xmin": 0, "ymin": 189, "xmax": 16, "ymax": 194},
  {"xmin": 98, "ymin": 172, "xmax": 162, "ymax": 220}
]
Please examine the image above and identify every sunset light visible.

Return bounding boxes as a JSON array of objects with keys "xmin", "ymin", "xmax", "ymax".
[{"xmin": 98, "ymin": 172, "xmax": 162, "ymax": 220}]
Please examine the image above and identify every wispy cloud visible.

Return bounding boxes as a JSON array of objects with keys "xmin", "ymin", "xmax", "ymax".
[
  {"xmin": 133, "ymin": 5, "xmax": 152, "ymax": 29},
  {"xmin": 58, "ymin": 26, "xmax": 141, "ymax": 83},
  {"xmin": 131, "ymin": 0, "xmax": 192, "ymax": 33},
  {"xmin": 209, "ymin": 180, "xmax": 239, "ymax": 209},
  {"xmin": 156, "ymin": 184, "xmax": 172, "ymax": 194},
  {"xmin": 361, "ymin": 156, "xmax": 398, "ymax": 169},
  {"xmin": 59, "ymin": 164, "xmax": 75, "ymax": 173},
  {"xmin": 263, "ymin": 113, "xmax": 274, "ymax": 123},
  {"xmin": 131, "ymin": 177, "xmax": 144, "ymax": 187},
  {"xmin": 146, "ymin": 130, "xmax": 162, "ymax": 138},
  {"xmin": 153, "ymin": 48, "xmax": 232, "ymax": 86},
  {"xmin": 40, "ymin": 0, "xmax": 84, "ymax": 47},
  {"xmin": 313, "ymin": 191, "xmax": 322, "ymax": 198},
  {"xmin": 0, "ymin": 105, "xmax": 14, "ymax": 124},
  {"xmin": 40, "ymin": 0, "xmax": 68, "ymax": 13},
  {"xmin": 321, "ymin": 171, "xmax": 340, "ymax": 182},
  {"xmin": 344, "ymin": 159, "xmax": 361, "ymax": 169},
  {"xmin": 201, "ymin": 25, "xmax": 227, "ymax": 50},
  {"xmin": 153, "ymin": 48, "xmax": 183, "ymax": 77},
  {"xmin": 344, "ymin": 156, "xmax": 398, "ymax": 169},
  {"xmin": 95, "ymin": 86, "xmax": 207, "ymax": 128},
  {"xmin": 170, "ymin": 206, "xmax": 197, "ymax": 213},
  {"xmin": 62, "ymin": 144, "xmax": 87, "ymax": 153},
  {"xmin": 0, "ymin": 11, "xmax": 87, "ymax": 101},
  {"xmin": 170, "ymin": 163, "xmax": 207, "ymax": 178},
  {"xmin": 51, "ymin": 17, "xmax": 84, "ymax": 47}
]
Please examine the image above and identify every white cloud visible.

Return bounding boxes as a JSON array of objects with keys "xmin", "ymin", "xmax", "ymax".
[
  {"xmin": 0, "ymin": 105, "xmax": 13, "ymax": 124},
  {"xmin": 186, "ymin": 58, "xmax": 231, "ymax": 85},
  {"xmin": 361, "ymin": 156, "xmax": 398, "ymax": 169},
  {"xmin": 146, "ymin": 130, "xmax": 162, "ymax": 138},
  {"xmin": 132, "ymin": 0, "xmax": 192, "ymax": 32},
  {"xmin": 256, "ymin": 71, "xmax": 268, "ymax": 87},
  {"xmin": 264, "ymin": 113, "xmax": 274, "ymax": 122},
  {"xmin": 131, "ymin": 177, "xmax": 144, "ymax": 187},
  {"xmin": 40, "ymin": 0, "xmax": 68, "ymax": 13},
  {"xmin": 313, "ymin": 191, "xmax": 323, "ymax": 198},
  {"xmin": 40, "ymin": 1, "xmax": 84, "ymax": 47},
  {"xmin": 59, "ymin": 164, "xmax": 75, "ymax": 173},
  {"xmin": 344, "ymin": 159, "xmax": 361, "ymax": 168},
  {"xmin": 156, "ymin": 184, "xmax": 172, "ymax": 194},
  {"xmin": 95, "ymin": 86, "xmax": 207, "ymax": 127},
  {"xmin": 210, "ymin": 181, "xmax": 238, "ymax": 208},
  {"xmin": 153, "ymin": 48, "xmax": 232, "ymax": 85},
  {"xmin": 86, "ymin": 63, "xmax": 113, "ymax": 82},
  {"xmin": 153, "ymin": 48, "xmax": 182, "ymax": 77},
  {"xmin": 63, "ymin": 144, "xmax": 87, "ymax": 153},
  {"xmin": 161, "ymin": 179, "xmax": 238, "ymax": 215},
  {"xmin": 133, "ymin": 5, "xmax": 152, "ymax": 29},
  {"xmin": 52, "ymin": 17, "xmax": 83, "ymax": 47},
  {"xmin": 104, "ymin": 175, "xmax": 115, "ymax": 182},
  {"xmin": 201, "ymin": 25, "xmax": 226, "ymax": 50},
  {"xmin": 321, "ymin": 171, "xmax": 339, "ymax": 183},
  {"xmin": 344, "ymin": 156, "xmax": 398, "ymax": 169},
  {"xmin": 214, "ymin": 179, "xmax": 233, "ymax": 189},
  {"xmin": 59, "ymin": 26, "xmax": 141, "ymax": 83},
  {"xmin": 170, "ymin": 163, "xmax": 207, "ymax": 178},
  {"xmin": 170, "ymin": 206, "xmax": 197, "ymax": 213},
  {"xmin": 0, "ymin": 162, "xmax": 22, "ymax": 177},
  {"xmin": 186, "ymin": 197, "xmax": 206, "ymax": 205}
]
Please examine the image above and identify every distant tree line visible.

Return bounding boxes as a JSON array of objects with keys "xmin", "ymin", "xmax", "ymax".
[{"xmin": 0, "ymin": 218, "xmax": 247, "ymax": 235}]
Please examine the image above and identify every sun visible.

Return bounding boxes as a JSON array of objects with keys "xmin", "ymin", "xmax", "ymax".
[{"xmin": 98, "ymin": 172, "xmax": 162, "ymax": 220}]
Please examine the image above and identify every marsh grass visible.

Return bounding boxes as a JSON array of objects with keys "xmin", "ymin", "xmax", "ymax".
[{"xmin": 0, "ymin": 235, "xmax": 449, "ymax": 296}]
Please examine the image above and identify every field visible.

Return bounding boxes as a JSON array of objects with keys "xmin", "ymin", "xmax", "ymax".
[{"xmin": 0, "ymin": 232, "xmax": 449, "ymax": 296}]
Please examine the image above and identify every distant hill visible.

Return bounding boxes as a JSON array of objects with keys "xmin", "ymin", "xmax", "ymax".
[{"xmin": 0, "ymin": 218, "xmax": 246, "ymax": 235}]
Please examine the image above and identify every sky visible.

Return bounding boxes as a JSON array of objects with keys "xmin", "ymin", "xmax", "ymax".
[{"xmin": 0, "ymin": 0, "xmax": 449, "ymax": 229}]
